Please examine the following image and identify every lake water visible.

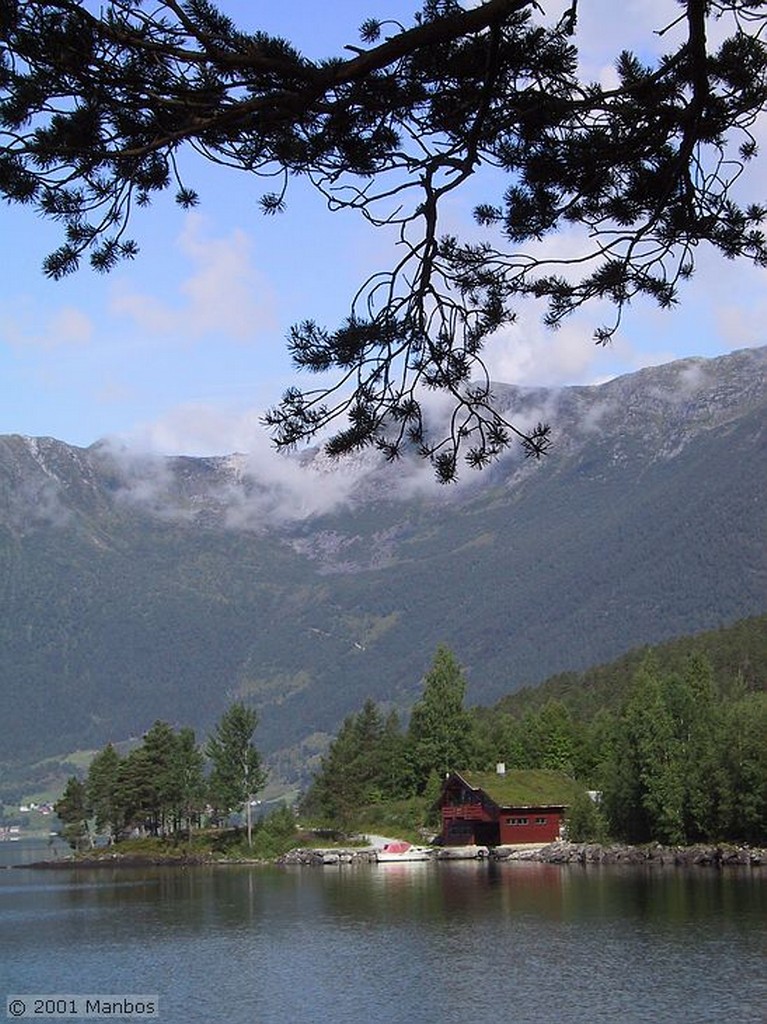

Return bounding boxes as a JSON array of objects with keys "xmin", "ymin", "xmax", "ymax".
[{"xmin": 1, "ymin": 840, "xmax": 765, "ymax": 1024}]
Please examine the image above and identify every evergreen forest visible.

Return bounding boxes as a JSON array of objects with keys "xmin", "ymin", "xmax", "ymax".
[
  {"xmin": 303, "ymin": 642, "xmax": 767, "ymax": 847},
  {"xmin": 52, "ymin": 618, "xmax": 767, "ymax": 854},
  {"xmin": 53, "ymin": 703, "xmax": 296, "ymax": 858}
]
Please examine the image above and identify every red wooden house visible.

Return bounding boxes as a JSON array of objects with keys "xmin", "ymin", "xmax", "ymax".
[{"xmin": 438, "ymin": 768, "xmax": 578, "ymax": 847}]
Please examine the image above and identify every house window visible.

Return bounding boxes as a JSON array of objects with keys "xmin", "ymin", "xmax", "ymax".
[
  {"xmin": 506, "ymin": 817, "xmax": 529, "ymax": 826},
  {"xmin": 535, "ymin": 817, "xmax": 547, "ymax": 825}
]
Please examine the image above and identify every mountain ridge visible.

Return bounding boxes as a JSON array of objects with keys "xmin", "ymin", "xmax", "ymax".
[{"xmin": 1, "ymin": 346, "xmax": 765, "ymax": 779}]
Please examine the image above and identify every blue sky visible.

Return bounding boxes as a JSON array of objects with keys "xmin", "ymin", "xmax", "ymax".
[{"xmin": 1, "ymin": 0, "xmax": 766, "ymax": 458}]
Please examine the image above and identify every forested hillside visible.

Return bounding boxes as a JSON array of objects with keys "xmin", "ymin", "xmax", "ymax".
[
  {"xmin": 488, "ymin": 613, "xmax": 767, "ymax": 721},
  {"xmin": 469, "ymin": 617, "xmax": 767, "ymax": 845},
  {"xmin": 305, "ymin": 628, "xmax": 767, "ymax": 846},
  {"xmin": 0, "ymin": 348, "xmax": 764, "ymax": 778}
]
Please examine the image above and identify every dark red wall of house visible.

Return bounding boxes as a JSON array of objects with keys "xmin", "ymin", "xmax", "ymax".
[
  {"xmin": 498, "ymin": 810, "xmax": 563, "ymax": 845},
  {"xmin": 441, "ymin": 805, "xmax": 564, "ymax": 846},
  {"xmin": 441, "ymin": 804, "xmax": 495, "ymax": 845}
]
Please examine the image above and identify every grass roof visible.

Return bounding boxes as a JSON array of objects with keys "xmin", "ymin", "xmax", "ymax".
[{"xmin": 457, "ymin": 769, "xmax": 584, "ymax": 807}]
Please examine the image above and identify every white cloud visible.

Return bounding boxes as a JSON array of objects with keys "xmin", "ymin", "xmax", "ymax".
[
  {"xmin": 483, "ymin": 314, "xmax": 630, "ymax": 388},
  {"xmin": 110, "ymin": 403, "xmax": 371, "ymax": 526},
  {"xmin": 50, "ymin": 307, "xmax": 94, "ymax": 347},
  {"xmin": 124, "ymin": 402, "xmax": 264, "ymax": 457},
  {"xmin": 676, "ymin": 359, "xmax": 707, "ymax": 398},
  {"xmin": 1, "ymin": 303, "xmax": 94, "ymax": 351},
  {"xmin": 110, "ymin": 214, "xmax": 277, "ymax": 342},
  {"xmin": 704, "ymin": 258, "xmax": 767, "ymax": 351},
  {"xmin": 116, "ymin": 390, "xmax": 477, "ymax": 523},
  {"xmin": 715, "ymin": 302, "xmax": 767, "ymax": 350}
]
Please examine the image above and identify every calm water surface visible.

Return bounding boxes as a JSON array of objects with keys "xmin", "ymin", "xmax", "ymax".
[{"xmin": 1, "ymin": 840, "xmax": 765, "ymax": 1024}]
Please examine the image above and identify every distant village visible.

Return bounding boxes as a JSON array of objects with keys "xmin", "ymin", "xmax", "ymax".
[
  {"xmin": 0, "ymin": 801, "xmax": 55, "ymax": 841},
  {"xmin": 18, "ymin": 801, "xmax": 54, "ymax": 815}
]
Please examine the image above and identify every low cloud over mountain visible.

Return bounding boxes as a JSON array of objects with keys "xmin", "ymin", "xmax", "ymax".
[{"xmin": 1, "ymin": 347, "xmax": 765, "ymax": 779}]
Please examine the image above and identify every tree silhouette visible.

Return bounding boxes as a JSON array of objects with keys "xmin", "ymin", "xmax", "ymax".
[{"xmin": 3, "ymin": 1, "xmax": 767, "ymax": 477}]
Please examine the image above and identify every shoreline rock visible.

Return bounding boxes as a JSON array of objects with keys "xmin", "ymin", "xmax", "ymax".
[
  {"xmin": 277, "ymin": 847, "xmax": 378, "ymax": 866},
  {"xmin": 19, "ymin": 853, "xmax": 213, "ymax": 869},
  {"xmin": 278, "ymin": 840, "xmax": 766, "ymax": 868},
  {"xmin": 16, "ymin": 841, "xmax": 766, "ymax": 870},
  {"xmin": 494, "ymin": 841, "xmax": 766, "ymax": 867}
]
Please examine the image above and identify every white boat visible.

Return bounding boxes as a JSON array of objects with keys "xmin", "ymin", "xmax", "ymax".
[{"xmin": 376, "ymin": 841, "xmax": 433, "ymax": 863}]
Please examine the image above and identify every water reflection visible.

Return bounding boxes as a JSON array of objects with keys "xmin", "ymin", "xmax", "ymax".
[{"xmin": 1, "ymin": 850, "xmax": 765, "ymax": 1024}]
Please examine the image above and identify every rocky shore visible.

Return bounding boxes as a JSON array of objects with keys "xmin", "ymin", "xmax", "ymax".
[
  {"xmin": 20, "ymin": 852, "xmax": 213, "ymax": 869},
  {"xmin": 278, "ymin": 847, "xmax": 378, "ymax": 866},
  {"xmin": 17, "ymin": 841, "xmax": 766, "ymax": 869},
  {"xmin": 278, "ymin": 841, "xmax": 766, "ymax": 868},
  {"xmin": 493, "ymin": 841, "xmax": 766, "ymax": 867}
]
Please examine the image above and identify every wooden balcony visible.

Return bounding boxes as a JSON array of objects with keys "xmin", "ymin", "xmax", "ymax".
[{"xmin": 442, "ymin": 804, "xmax": 489, "ymax": 821}]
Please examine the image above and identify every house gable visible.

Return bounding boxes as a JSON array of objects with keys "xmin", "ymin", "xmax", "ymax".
[{"xmin": 438, "ymin": 769, "xmax": 581, "ymax": 847}]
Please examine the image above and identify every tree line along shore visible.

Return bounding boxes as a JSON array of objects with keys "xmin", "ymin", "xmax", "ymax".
[{"xmin": 45, "ymin": 641, "xmax": 767, "ymax": 863}]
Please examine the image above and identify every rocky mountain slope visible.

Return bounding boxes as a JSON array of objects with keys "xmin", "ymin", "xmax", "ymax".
[{"xmin": 1, "ymin": 346, "xmax": 765, "ymax": 778}]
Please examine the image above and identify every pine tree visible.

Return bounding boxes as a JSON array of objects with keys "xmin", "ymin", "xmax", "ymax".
[
  {"xmin": 85, "ymin": 743, "xmax": 122, "ymax": 842},
  {"xmin": 407, "ymin": 646, "xmax": 474, "ymax": 791},
  {"xmin": 378, "ymin": 710, "xmax": 411, "ymax": 800},
  {"xmin": 114, "ymin": 747, "xmax": 157, "ymax": 837},
  {"xmin": 206, "ymin": 703, "xmax": 267, "ymax": 847},
  {"xmin": 171, "ymin": 727, "xmax": 206, "ymax": 839},
  {"xmin": 301, "ymin": 701, "xmax": 391, "ymax": 825},
  {"xmin": 54, "ymin": 777, "xmax": 90, "ymax": 852},
  {"xmin": 141, "ymin": 720, "xmax": 181, "ymax": 836}
]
